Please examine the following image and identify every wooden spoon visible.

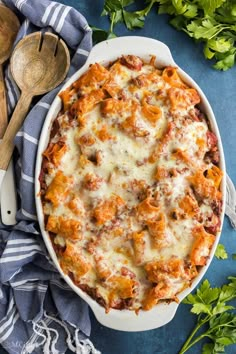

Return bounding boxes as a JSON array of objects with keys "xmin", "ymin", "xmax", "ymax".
[
  {"xmin": 0, "ymin": 4, "xmax": 20, "ymax": 225},
  {"xmin": 0, "ymin": 4, "xmax": 20, "ymax": 136},
  {"xmin": 0, "ymin": 32, "xmax": 70, "ymax": 191}
]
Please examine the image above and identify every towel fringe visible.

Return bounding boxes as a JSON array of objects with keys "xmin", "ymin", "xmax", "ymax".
[
  {"xmin": 39, "ymin": 320, "xmax": 52, "ymax": 354},
  {"xmin": 26, "ymin": 319, "xmax": 60, "ymax": 354},
  {"xmin": 25, "ymin": 321, "xmax": 47, "ymax": 353},
  {"xmin": 75, "ymin": 329, "xmax": 101, "ymax": 354},
  {"xmin": 47, "ymin": 321, "xmax": 59, "ymax": 354},
  {"xmin": 44, "ymin": 312, "xmax": 76, "ymax": 352},
  {"xmin": 226, "ymin": 175, "xmax": 236, "ymax": 229},
  {"xmin": 41, "ymin": 319, "xmax": 60, "ymax": 354},
  {"xmin": 43, "ymin": 311, "xmax": 101, "ymax": 354}
]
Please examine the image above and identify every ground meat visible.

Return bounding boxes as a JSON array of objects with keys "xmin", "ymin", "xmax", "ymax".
[
  {"xmin": 207, "ymin": 131, "xmax": 218, "ymax": 150},
  {"xmin": 78, "ymin": 284, "xmax": 107, "ymax": 308},
  {"xmin": 50, "ymin": 117, "xmax": 60, "ymax": 139},
  {"xmin": 204, "ymin": 150, "xmax": 220, "ymax": 164},
  {"xmin": 211, "ymin": 199, "xmax": 223, "ymax": 216},
  {"xmin": 120, "ymin": 55, "xmax": 143, "ymax": 71},
  {"xmin": 189, "ymin": 108, "xmax": 205, "ymax": 122}
]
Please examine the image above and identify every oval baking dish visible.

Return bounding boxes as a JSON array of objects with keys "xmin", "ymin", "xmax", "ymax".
[{"xmin": 35, "ymin": 36, "xmax": 226, "ymax": 331}]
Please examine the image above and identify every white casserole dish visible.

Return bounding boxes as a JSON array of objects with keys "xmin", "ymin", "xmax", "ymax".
[{"xmin": 35, "ymin": 36, "xmax": 226, "ymax": 332}]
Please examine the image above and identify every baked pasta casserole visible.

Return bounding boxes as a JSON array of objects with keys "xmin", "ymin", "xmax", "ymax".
[{"xmin": 40, "ymin": 55, "xmax": 223, "ymax": 312}]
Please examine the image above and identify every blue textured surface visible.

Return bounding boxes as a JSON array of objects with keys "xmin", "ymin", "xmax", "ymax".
[{"xmin": 2, "ymin": 1, "xmax": 236, "ymax": 353}]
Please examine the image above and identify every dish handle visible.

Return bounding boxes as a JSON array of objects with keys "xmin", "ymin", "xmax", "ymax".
[{"xmin": 86, "ymin": 36, "xmax": 176, "ymax": 67}]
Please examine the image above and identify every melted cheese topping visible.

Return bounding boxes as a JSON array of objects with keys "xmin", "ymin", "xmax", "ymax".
[{"xmin": 41, "ymin": 55, "xmax": 223, "ymax": 312}]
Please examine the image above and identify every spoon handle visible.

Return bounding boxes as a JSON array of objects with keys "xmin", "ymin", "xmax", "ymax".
[
  {"xmin": 0, "ymin": 63, "xmax": 18, "ymax": 225},
  {"xmin": 0, "ymin": 91, "xmax": 32, "ymax": 171},
  {"xmin": 0, "ymin": 64, "xmax": 8, "ymax": 139}
]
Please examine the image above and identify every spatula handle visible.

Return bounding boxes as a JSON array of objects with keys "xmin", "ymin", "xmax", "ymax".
[
  {"xmin": 0, "ymin": 91, "xmax": 32, "ymax": 171},
  {"xmin": 0, "ymin": 63, "xmax": 8, "ymax": 139}
]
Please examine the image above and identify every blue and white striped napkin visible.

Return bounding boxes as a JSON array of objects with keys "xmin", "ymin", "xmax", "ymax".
[
  {"xmin": 226, "ymin": 175, "xmax": 236, "ymax": 229},
  {"xmin": 0, "ymin": 0, "xmax": 100, "ymax": 353}
]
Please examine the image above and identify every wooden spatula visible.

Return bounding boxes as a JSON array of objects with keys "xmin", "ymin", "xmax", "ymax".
[{"xmin": 0, "ymin": 4, "xmax": 20, "ymax": 225}]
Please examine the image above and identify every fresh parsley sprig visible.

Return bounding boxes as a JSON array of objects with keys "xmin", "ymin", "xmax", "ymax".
[
  {"xmin": 179, "ymin": 277, "xmax": 236, "ymax": 354},
  {"xmin": 215, "ymin": 243, "xmax": 228, "ymax": 260},
  {"xmin": 158, "ymin": 0, "xmax": 236, "ymax": 70},
  {"xmin": 92, "ymin": 0, "xmax": 158, "ymax": 43},
  {"xmin": 102, "ymin": 0, "xmax": 159, "ymax": 31},
  {"xmin": 93, "ymin": 0, "xmax": 236, "ymax": 70}
]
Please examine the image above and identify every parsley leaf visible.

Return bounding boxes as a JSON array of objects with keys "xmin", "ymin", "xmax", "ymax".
[
  {"xmin": 123, "ymin": 0, "xmax": 160, "ymax": 30},
  {"xmin": 183, "ymin": 279, "xmax": 220, "ymax": 316},
  {"xmin": 214, "ymin": 48, "xmax": 236, "ymax": 70},
  {"xmin": 101, "ymin": 0, "xmax": 158, "ymax": 36},
  {"xmin": 196, "ymin": 0, "xmax": 227, "ymax": 15},
  {"xmin": 159, "ymin": 0, "xmax": 198, "ymax": 18},
  {"xmin": 180, "ymin": 276, "xmax": 236, "ymax": 354},
  {"xmin": 202, "ymin": 343, "xmax": 214, "ymax": 354},
  {"xmin": 218, "ymin": 284, "xmax": 236, "ymax": 303},
  {"xmin": 186, "ymin": 18, "xmax": 229, "ymax": 40},
  {"xmin": 95, "ymin": 0, "xmax": 159, "ymax": 41},
  {"xmin": 215, "ymin": 243, "xmax": 228, "ymax": 259},
  {"xmin": 123, "ymin": 10, "xmax": 145, "ymax": 30},
  {"xmin": 103, "ymin": 0, "xmax": 134, "ymax": 13},
  {"xmin": 216, "ymin": 1, "xmax": 236, "ymax": 24},
  {"xmin": 92, "ymin": 27, "xmax": 112, "ymax": 44}
]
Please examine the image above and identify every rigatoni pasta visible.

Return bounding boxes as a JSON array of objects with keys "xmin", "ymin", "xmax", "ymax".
[{"xmin": 40, "ymin": 55, "xmax": 223, "ymax": 312}]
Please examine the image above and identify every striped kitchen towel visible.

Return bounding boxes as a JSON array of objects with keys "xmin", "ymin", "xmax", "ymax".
[
  {"xmin": 226, "ymin": 174, "xmax": 236, "ymax": 229},
  {"xmin": 0, "ymin": 0, "xmax": 100, "ymax": 353}
]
